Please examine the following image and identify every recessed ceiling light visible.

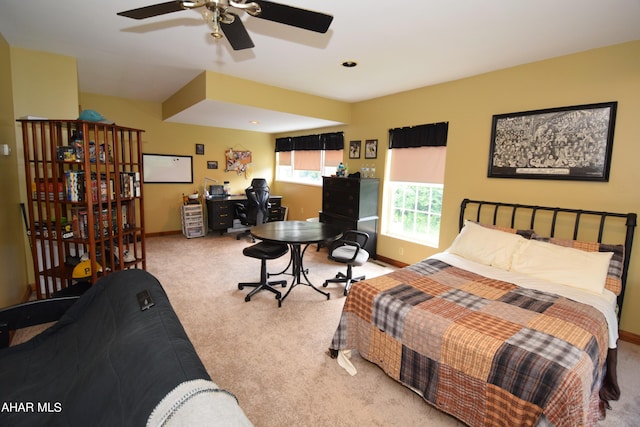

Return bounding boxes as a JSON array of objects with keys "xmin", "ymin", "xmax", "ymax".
[
  {"xmin": 342, "ymin": 61, "xmax": 357, "ymax": 68},
  {"xmin": 249, "ymin": 120, "xmax": 259, "ymax": 125}
]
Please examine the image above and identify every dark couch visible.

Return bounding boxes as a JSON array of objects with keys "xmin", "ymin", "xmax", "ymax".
[{"xmin": 0, "ymin": 269, "xmax": 252, "ymax": 426}]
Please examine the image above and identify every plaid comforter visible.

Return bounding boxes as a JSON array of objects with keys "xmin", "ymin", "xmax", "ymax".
[{"xmin": 330, "ymin": 257, "xmax": 609, "ymax": 426}]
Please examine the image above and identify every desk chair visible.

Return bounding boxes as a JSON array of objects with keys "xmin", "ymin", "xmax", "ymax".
[
  {"xmin": 235, "ymin": 178, "xmax": 270, "ymax": 241},
  {"xmin": 238, "ymin": 242, "xmax": 289, "ymax": 303},
  {"xmin": 323, "ymin": 230, "xmax": 369, "ymax": 296}
]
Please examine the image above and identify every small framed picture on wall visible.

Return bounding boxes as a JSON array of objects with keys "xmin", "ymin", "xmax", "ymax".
[
  {"xmin": 195, "ymin": 144, "xmax": 205, "ymax": 155},
  {"xmin": 365, "ymin": 139, "xmax": 378, "ymax": 159},
  {"xmin": 349, "ymin": 140, "xmax": 361, "ymax": 159},
  {"xmin": 207, "ymin": 161, "xmax": 218, "ymax": 169}
]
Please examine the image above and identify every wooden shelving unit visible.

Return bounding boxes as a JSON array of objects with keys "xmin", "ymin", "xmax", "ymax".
[{"xmin": 19, "ymin": 119, "xmax": 146, "ymax": 298}]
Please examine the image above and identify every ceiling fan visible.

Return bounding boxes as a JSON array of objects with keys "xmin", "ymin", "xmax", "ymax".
[{"xmin": 117, "ymin": 0, "xmax": 333, "ymax": 50}]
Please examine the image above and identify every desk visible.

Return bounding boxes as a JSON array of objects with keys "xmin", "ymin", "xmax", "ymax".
[
  {"xmin": 206, "ymin": 195, "xmax": 282, "ymax": 235},
  {"xmin": 250, "ymin": 221, "xmax": 342, "ymax": 306}
]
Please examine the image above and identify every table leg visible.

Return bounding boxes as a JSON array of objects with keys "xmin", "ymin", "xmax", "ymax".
[{"xmin": 278, "ymin": 243, "xmax": 330, "ymax": 306}]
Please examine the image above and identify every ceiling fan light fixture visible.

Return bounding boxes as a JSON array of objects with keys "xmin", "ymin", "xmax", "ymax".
[
  {"xmin": 230, "ymin": 1, "xmax": 261, "ymax": 16},
  {"xmin": 220, "ymin": 12, "xmax": 235, "ymax": 24},
  {"xmin": 181, "ymin": 1, "xmax": 203, "ymax": 8},
  {"xmin": 201, "ymin": 8, "xmax": 214, "ymax": 21}
]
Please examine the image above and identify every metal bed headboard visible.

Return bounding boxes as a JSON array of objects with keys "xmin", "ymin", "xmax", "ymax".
[{"xmin": 459, "ymin": 198, "xmax": 637, "ymax": 315}]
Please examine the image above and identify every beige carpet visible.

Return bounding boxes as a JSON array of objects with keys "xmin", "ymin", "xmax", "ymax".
[
  {"xmin": 13, "ymin": 233, "xmax": 640, "ymax": 426},
  {"xmin": 143, "ymin": 233, "xmax": 639, "ymax": 427}
]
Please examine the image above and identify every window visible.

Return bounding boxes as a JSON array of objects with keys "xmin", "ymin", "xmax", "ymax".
[
  {"xmin": 387, "ymin": 181, "xmax": 443, "ymax": 245},
  {"xmin": 382, "ymin": 122, "xmax": 448, "ymax": 247},
  {"xmin": 275, "ymin": 132, "xmax": 344, "ymax": 185},
  {"xmin": 276, "ymin": 149, "xmax": 342, "ymax": 185}
]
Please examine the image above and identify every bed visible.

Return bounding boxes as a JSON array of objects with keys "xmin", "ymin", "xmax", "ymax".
[
  {"xmin": 0, "ymin": 269, "xmax": 253, "ymax": 427},
  {"xmin": 330, "ymin": 198, "xmax": 636, "ymax": 426}
]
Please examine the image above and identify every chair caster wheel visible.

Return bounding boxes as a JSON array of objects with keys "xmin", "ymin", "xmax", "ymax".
[
  {"xmin": 343, "ymin": 290, "xmax": 349, "ymax": 296},
  {"xmin": 322, "ymin": 281, "xmax": 328, "ymax": 287},
  {"xmin": 327, "ymin": 294, "xmax": 331, "ymax": 300},
  {"xmin": 275, "ymin": 293, "xmax": 281, "ymax": 300},
  {"xmin": 245, "ymin": 296, "xmax": 251, "ymax": 302},
  {"xmin": 278, "ymin": 300, "xmax": 282, "ymax": 308},
  {"xmin": 238, "ymin": 284, "xmax": 244, "ymax": 290}
]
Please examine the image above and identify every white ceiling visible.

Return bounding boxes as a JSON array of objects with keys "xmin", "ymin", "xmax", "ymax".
[{"xmin": 1, "ymin": 1, "xmax": 639, "ymax": 133}]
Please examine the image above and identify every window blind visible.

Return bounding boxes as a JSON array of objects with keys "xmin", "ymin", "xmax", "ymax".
[
  {"xmin": 389, "ymin": 146, "xmax": 446, "ymax": 183},
  {"xmin": 388, "ymin": 121, "xmax": 448, "ymax": 183},
  {"xmin": 294, "ymin": 150, "xmax": 321, "ymax": 171},
  {"xmin": 324, "ymin": 149, "xmax": 343, "ymax": 167},
  {"xmin": 278, "ymin": 150, "xmax": 291, "ymax": 166}
]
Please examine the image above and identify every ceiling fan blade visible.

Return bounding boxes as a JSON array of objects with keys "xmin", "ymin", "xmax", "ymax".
[
  {"xmin": 117, "ymin": 1, "xmax": 187, "ymax": 20},
  {"xmin": 252, "ymin": 1, "xmax": 333, "ymax": 33},
  {"xmin": 221, "ymin": 14, "xmax": 255, "ymax": 50}
]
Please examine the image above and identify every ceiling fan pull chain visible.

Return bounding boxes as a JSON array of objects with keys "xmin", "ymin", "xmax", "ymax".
[{"xmin": 202, "ymin": 6, "xmax": 225, "ymax": 39}]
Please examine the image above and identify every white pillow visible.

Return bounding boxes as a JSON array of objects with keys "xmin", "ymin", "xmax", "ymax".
[
  {"xmin": 510, "ymin": 239, "xmax": 613, "ymax": 294},
  {"xmin": 447, "ymin": 220, "xmax": 527, "ymax": 270}
]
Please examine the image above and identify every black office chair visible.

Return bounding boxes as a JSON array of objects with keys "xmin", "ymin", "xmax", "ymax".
[
  {"xmin": 323, "ymin": 230, "xmax": 370, "ymax": 296},
  {"xmin": 235, "ymin": 178, "xmax": 270, "ymax": 241},
  {"xmin": 238, "ymin": 242, "xmax": 289, "ymax": 304}
]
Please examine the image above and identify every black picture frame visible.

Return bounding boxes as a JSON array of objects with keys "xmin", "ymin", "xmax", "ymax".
[
  {"xmin": 488, "ymin": 101, "xmax": 617, "ymax": 181},
  {"xmin": 207, "ymin": 160, "xmax": 218, "ymax": 169},
  {"xmin": 365, "ymin": 139, "xmax": 378, "ymax": 159},
  {"xmin": 195, "ymin": 143, "xmax": 204, "ymax": 155},
  {"xmin": 349, "ymin": 140, "xmax": 361, "ymax": 159}
]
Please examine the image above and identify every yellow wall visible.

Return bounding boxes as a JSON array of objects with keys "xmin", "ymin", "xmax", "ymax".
[
  {"xmin": 164, "ymin": 71, "xmax": 351, "ymax": 124},
  {"xmin": 79, "ymin": 93, "xmax": 277, "ymax": 234},
  {"xmin": 280, "ymin": 41, "xmax": 640, "ymax": 334},
  {"xmin": 356, "ymin": 42, "xmax": 640, "ymax": 263},
  {"xmin": 0, "ymin": 36, "xmax": 25, "ymax": 307},
  {"xmin": 0, "ymin": 46, "xmax": 79, "ymax": 307},
  {"xmin": 9, "ymin": 47, "xmax": 79, "ymax": 217},
  {"xmin": 272, "ymin": 182, "xmax": 322, "ymax": 221}
]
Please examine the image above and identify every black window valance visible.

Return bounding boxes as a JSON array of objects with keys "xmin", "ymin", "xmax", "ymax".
[
  {"xmin": 388, "ymin": 122, "xmax": 448, "ymax": 149},
  {"xmin": 275, "ymin": 131, "xmax": 344, "ymax": 152}
]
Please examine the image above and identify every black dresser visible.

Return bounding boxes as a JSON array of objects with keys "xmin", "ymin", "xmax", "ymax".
[{"xmin": 319, "ymin": 176, "xmax": 379, "ymax": 258}]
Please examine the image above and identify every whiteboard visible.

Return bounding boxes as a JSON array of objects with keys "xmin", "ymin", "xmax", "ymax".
[{"xmin": 143, "ymin": 154, "xmax": 193, "ymax": 183}]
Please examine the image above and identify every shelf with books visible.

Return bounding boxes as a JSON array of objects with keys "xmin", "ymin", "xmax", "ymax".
[{"xmin": 19, "ymin": 119, "xmax": 146, "ymax": 298}]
